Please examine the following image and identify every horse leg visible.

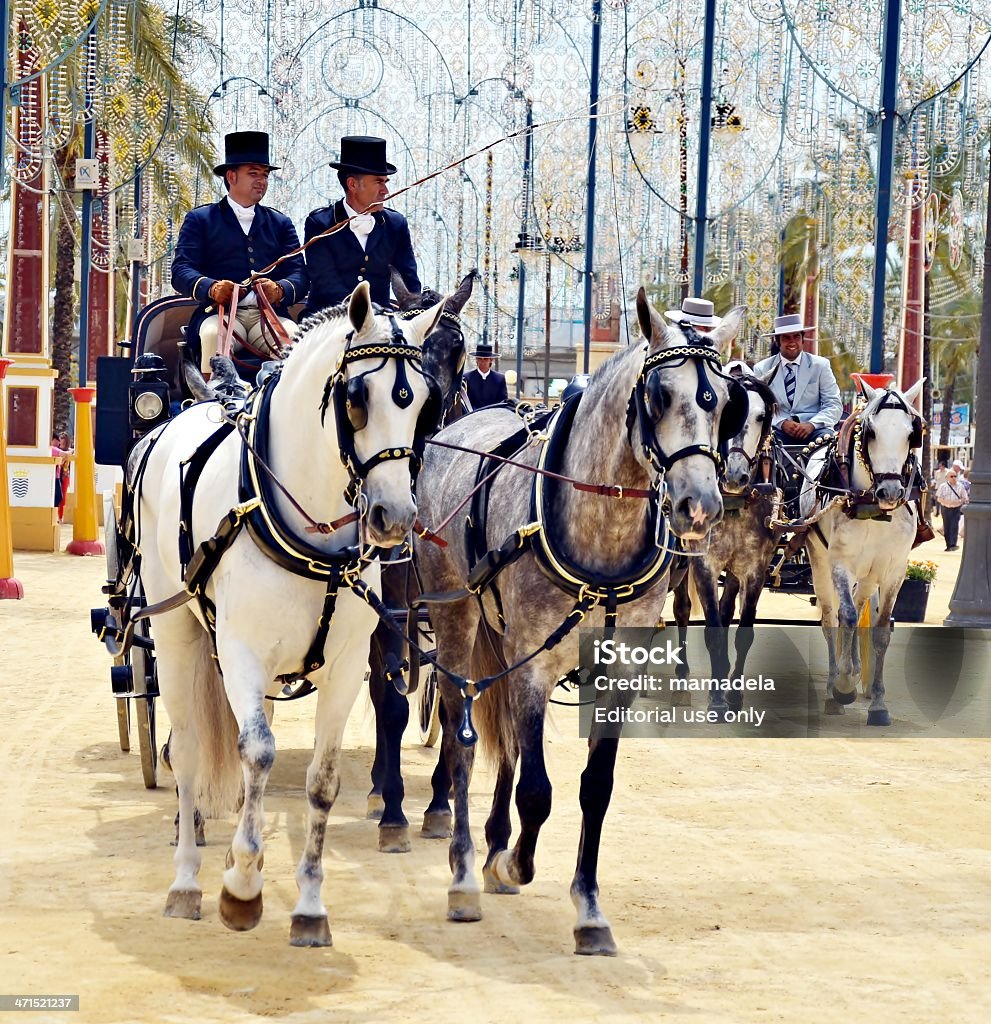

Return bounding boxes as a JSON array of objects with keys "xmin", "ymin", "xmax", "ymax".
[
  {"xmin": 727, "ymin": 574, "xmax": 764, "ymax": 710},
  {"xmin": 482, "ymin": 742, "xmax": 520, "ymax": 894},
  {"xmin": 421, "ymin": 704, "xmax": 453, "ymax": 838},
  {"xmin": 670, "ymin": 574, "xmax": 692, "ymax": 707},
  {"xmin": 218, "ymin": 662, "xmax": 274, "ymax": 933},
  {"xmin": 367, "ymin": 635, "xmax": 387, "ymax": 820},
  {"xmin": 820, "ymin": 565, "xmax": 858, "ymax": 714},
  {"xmin": 157, "ymin": 618, "xmax": 212, "ymax": 920},
  {"xmin": 417, "ymin": 696, "xmax": 452, "ymax": 839},
  {"xmin": 570, "ymin": 735, "xmax": 621, "ymax": 956},
  {"xmin": 377, "ymin": 679, "xmax": 412, "ymax": 851},
  {"xmin": 289, "ymin": 674, "xmax": 359, "ymax": 946},
  {"xmin": 367, "ymin": 614, "xmax": 411, "ymax": 852},
  {"xmin": 718, "ymin": 572, "xmax": 740, "ymax": 628},
  {"xmin": 488, "ymin": 696, "xmax": 551, "ymax": 895},
  {"xmin": 695, "ymin": 564, "xmax": 731, "ymax": 718},
  {"xmin": 440, "ymin": 676, "xmax": 480, "ymax": 921},
  {"xmin": 865, "ymin": 585, "xmax": 897, "ymax": 727}
]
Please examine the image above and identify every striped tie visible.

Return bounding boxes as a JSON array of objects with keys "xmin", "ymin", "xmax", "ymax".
[{"xmin": 784, "ymin": 363, "xmax": 797, "ymax": 405}]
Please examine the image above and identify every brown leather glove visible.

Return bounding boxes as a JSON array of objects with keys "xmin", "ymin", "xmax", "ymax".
[
  {"xmin": 255, "ymin": 278, "xmax": 284, "ymax": 306},
  {"xmin": 209, "ymin": 279, "xmax": 237, "ymax": 306}
]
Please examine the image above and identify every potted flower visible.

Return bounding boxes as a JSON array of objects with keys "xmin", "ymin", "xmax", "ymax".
[{"xmin": 893, "ymin": 559, "xmax": 937, "ymax": 622}]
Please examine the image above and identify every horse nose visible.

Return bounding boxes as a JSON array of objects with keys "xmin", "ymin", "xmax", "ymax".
[
  {"xmin": 673, "ymin": 492, "xmax": 723, "ymax": 536},
  {"xmin": 876, "ymin": 480, "xmax": 904, "ymax": 505},
  {"xmin": 368, "ymin": 501, "xmax": 416, "ymax": 543}
]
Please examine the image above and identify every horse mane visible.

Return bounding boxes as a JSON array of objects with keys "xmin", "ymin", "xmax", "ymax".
[
  {"xmin": 739, "ymin": 372, "xmax": 778, "ymax": 414},
  {"xmin": 294, "ymin": 302, "xmax": 350, "ymax": 340}
]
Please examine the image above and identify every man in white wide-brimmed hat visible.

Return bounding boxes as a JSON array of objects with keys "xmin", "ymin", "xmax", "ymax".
[
  {"xmin": 664, "ymin": 296, "xmax": 722, "ymax": 333},
  {"xmin": 753, "ymin": 313, "xmax": 841, "ymax": 443}
]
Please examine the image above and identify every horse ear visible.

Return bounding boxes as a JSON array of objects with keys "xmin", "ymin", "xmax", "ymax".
[
  {"xmin": 858, "ymin": 378, "xmax": 879, "ymax": 402},
  {"xmin": 405, "ymin": 298, "xmax": 445, "ymax": 346},
  {"xmin": 709, "ymin": 306, "xmax": 747, "ymax": 358},
  {"xmin": 348, "ymin": 281, "xmax": 374, "ymax": 335},
  {"xmin": 390, "ymin": 267, "xmax": 417, "ymax": 307},
  {"xmin": 447, "ymin": 268, "xmax": 477, "ymax": 313},
  {"xmin": 903, "ymin": 377, "xmax": 926, "ymax": 407},
  {"xmin": 636, "ymin": 287, "xmax": 666, "ymax": 343}
]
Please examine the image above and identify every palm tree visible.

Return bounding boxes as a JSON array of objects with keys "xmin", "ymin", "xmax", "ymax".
[{"xmin": 51, "ymin": 1, "xmax": 215, "ymax": 432}]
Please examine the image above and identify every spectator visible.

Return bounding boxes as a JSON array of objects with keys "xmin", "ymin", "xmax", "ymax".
[{"xmin": 936, "ymin": 468, "xmax": 969, "ymax": 551}]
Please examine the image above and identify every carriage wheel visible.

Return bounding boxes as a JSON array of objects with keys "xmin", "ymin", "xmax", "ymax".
[
  {"xmin": 418, "ymin": 666, "xmax": 441, "ymax": 747},
  {"xmin": 115, "ymin": 684, "xmax": 131, "ymax": 752},
  {"xmin": 135, "ymin": 693, "xmax": 158, "ymax": 789},
  {"xmin": 130, "ymin": 601, "xmax": 158, "ymax": 790}
]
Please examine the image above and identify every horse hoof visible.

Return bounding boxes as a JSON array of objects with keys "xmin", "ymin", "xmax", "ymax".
[
  {"xmin": 707, "ymin": 704, "xmax": 730, "ymax": 723},
  {"xmin": 447, "ymin": 889, "xmax": 482, "ymax": 922},
  {"xmin": 164, "ymin": 888, "xmax": 201, "ymax": 920},
  {"xmin": 218, "ymin": 887, "xmax": 263, "ymax": 932},
  {"xmin": 488, "ymin": 849, "xmax": 521, "ymax": 888},
  {"xmin": 669, "ymin": 691, "xmax": 692, "ymax": 708},
  {"xmin": 289, "ymin": 914, "xmax": 333, "ymax": 947},
  {"xmin": 867, "ymin": 709, "xmax": 892, "ymax": 727},
  {"xmin": 483, "ymin": 862, "xmax": 519, "ymax": 895},
  {"xmin": 366, "ymin": 795, "xmax": 385, "ymax": 820},
  {"xmin": 421, "ymin": 810, "xmax": 452, "ymax": 839},
  {"xmin": 824, "ymin": 698, "xmax": 846, "ymax": 716},
  {"xmin": 726, "ymin": 692, "xmax": 743, "ymax": 713},
  {"xmin": 378, "ymin": 824, "xmax": 411, "ymax": 854},
  {"xmin": 832, "ymin": 687, "xmax": 857, "ymax": 705},
  {"xmin": 574, "ymin": 925, "xmax": 618, "ymax": 956}
]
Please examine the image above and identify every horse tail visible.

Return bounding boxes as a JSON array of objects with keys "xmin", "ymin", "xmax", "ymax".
[
  {"xmin": 192, "ymin": 640, "xmax": 243, "ymax": 817},
  {"xmin": 469, "ymin": 625, "xmax": 518, "ymax": 768}
]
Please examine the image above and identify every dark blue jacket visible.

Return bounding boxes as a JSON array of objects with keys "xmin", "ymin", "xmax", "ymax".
[
  {"xmin": 303, "ymin": 200, "xmax": 420, "ymax": 315},
  {"xmin": 465, "ymin": 369, "xmax": 508, "ymax": 409},
  {"xmin": 171, "ymin": 198, "xmax": 308, "ymax": 343}
]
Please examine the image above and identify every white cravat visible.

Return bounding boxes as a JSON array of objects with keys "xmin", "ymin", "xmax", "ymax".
[
  {"xmin": 344, "ymin": 200, "xmax": 375, "ymax": 250},
  {"xmin": 226, "ymin": 196, "xmax": 258, "ymax": 306},
  {"xmin": 477, "ymin": 369, "xmax": 491, "ymax": 379},
  {"xmin": 227, "ymin": 196, "xmax": 256, "ymax": 234}
]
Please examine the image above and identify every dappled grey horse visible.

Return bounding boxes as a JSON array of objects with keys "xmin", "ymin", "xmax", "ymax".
[
  {"xmin": 414, "ymin": 290, "xmax": 748, "ymax": 954},
  {"xmin": 671, "ymin": 365, "xmax": 781, "ymax": 709}
]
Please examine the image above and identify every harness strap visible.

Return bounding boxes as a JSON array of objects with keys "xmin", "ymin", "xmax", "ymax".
[
  {"xmin": 179, "ymin": 421, "xmax": 236, "ymax": 572},
  {"xmin": 300, "ymin": 577, "xmax": 342, "ymax": 675}
]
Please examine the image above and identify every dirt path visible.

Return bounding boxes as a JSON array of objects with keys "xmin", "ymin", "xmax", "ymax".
[{"xmin": 1, "ymin": 534, "xmax": 989, "ymax": 1023}]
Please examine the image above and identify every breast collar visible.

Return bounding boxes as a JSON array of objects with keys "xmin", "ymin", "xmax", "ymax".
[
  {"xmin": 529, "ymin": 394, "xmax": 675, "ymax": 603},
  {"xmin": 239, "ymin": 373, "xmax": 367, "ymax": 581}
]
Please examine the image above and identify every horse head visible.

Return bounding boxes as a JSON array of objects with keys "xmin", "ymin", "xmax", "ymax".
[
  {"xmin": 332, "ymin": 283, "xmax": 445, "ymax": 545},
  {"xmin": 635, "ymin": 289, "xmax": 748, "ymax": 539},
  {"xmin": 855, "ymin": 377, "xmax": 926, "ymax": 509},
  {"xmin": 392, "ymin": 267, "xmax": 474, "ymax": 425},
  {"xmin": 721, "ymin": 362, "xmax": 777, "ymax": 493}
]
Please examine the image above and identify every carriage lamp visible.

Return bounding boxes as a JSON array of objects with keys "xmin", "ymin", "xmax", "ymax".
[{"xmin": 128, "ymin": 354, "xmax": 172, "ymax": 433}]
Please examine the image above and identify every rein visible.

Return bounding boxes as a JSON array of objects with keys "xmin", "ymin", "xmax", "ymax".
[{"xmin": 216, "ymin": 281, "xmax": 294, "ymax": 365}]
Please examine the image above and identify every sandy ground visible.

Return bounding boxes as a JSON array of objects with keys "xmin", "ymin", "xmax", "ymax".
[{"xmin": 1, "ymin": 528, "xmax": 989, "ymax": 1023}]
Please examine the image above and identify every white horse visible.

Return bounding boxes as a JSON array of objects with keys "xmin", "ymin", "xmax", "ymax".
[
  {"xmin": 801, "ymin": 378, "xmax": 926, "ymax": 725},
  {"xmin": 130, "ymin": 283, "xmax": 442, "ymax": 945}
]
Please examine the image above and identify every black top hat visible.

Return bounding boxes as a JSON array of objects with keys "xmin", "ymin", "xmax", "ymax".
[
  {"xmin": 471, "ymin": 343, "xmax": 498, "ymax": 360},
  {"xmin": 329, "ymin": 136, "xmax": 397, "ymax": 176},
  {"xmin": 213, "ymin": 131, "xmax": 279, "ymax": 176}
]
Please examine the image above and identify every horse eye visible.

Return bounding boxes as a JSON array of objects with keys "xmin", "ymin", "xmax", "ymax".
[{"xmin": 756, "ymin": 414, "xmax": 765, "ymax": 424}]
